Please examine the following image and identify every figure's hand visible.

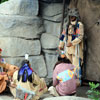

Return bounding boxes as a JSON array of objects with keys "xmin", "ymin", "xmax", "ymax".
[
  {"xmin": 7, "ymin": 70, "xmax": 15, "ymax": 77},
  {"xmin": 3, "ymin": 74, "xmax": 8, "ymax": 80},
  {"xmin": 9, "ymin": 83, "xmax": 16, "ymax": 88},
  {"xmin": 58, "ymin": 46, "xmax": 64, "ymax": 50},
  {"xmin": 8, "ymin": 80, "xmax": 16, "ymax": 88},
  {"xmin": 67, "ymin": 42, "xmax": 73, "ymax": 47}
]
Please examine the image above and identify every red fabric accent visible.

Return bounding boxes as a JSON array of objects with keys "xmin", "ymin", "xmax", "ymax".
[
  {"xmin": 73, "ymin": 29, "xmax": 80, "ymax": 35},
  {"xmin": 29, "ymin": 64, "xmax": 34, "ymax": 72},
  {"xmin": 76, "ymin": 29, "xmax": 80, "ymax": 34},
  {"xmin": 24, "ymin": 93, "xmax": 28, "ymax": 100},
  {"xmin": 30, "ymin": 67, "xmax": 34, "ymax": 72},
  {"xmin": 39, "ymin": 86, "xmax": 46, "ymax": 92},
  {"xmin": 0, "ymin": 48, "xmax": 2, "ymax": 52}
]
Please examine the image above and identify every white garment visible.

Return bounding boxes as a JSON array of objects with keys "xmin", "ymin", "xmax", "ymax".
[{"xmin": 48, "ymin": 86, "xmax": 59, "ymax": 97}]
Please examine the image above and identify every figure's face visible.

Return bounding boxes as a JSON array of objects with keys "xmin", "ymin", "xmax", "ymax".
[
  {"xmin": 70, "ymin": 16, "xmax": 76, "ymax": 21},
  {"xmin": 70, "ymin": 16, "xmax": 77, "ymax": 25}
]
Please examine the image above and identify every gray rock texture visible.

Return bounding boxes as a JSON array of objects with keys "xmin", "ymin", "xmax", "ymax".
[
  {"xmin": 0, "ymin": 0, "xmax": 39, "ymax": 16},
  {"xmin": 0, "ymin": 95, "xmax": 13, "ymax": 100},
  {"xmin": 41, "ymin": 33, "xmax": 59, "ymax": 49},
  {"xmin": 40, "ymin": 3, "xmax": 64, "ymax": 17},
  {"xmin": 43, "ymin": 96, "xmax": 91, "ymax": 100},
  {"xmin": 0, "ymin": 37, "xmax": 41, "ymax": 56},
  {"xmin": 44, "ymin": 21, "xmax": 61, "ymax": 37},
  {"xmin": 0, "ymin": 15, "xmax": 44, "ymax": 39},
  {"xmin": 43, "ymin": 49, "xmax": 58, "ymax": 55},
  {"xmin": 4, "ymin": 55, "xmax": 47, "ymax": 77},
  {"xmin": 0, "ymin": 0, "xmax": 46, "ymax": 78},
  {"xmin": 44, "ymin": 53, "xmax": 58, "ymax": 78},
  {"xmin": 0, "ymin": 0, "xmax": 63, "ymax": 80},
  {"xmin": 39, "ymin": 2, "xmax": 67, "ymax": 79},
  {"xmin": 40, "ymin": 2, "xmax": 68, "ymax": 37}
]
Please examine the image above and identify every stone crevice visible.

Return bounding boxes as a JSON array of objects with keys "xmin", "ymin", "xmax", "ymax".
[
  {"xmin": 0, "ymin": 35, "xmax": 40, "ymax": 40},
  {"xmin": 1, "ymin": 54, "xmax": 41, "ymax": 58}
]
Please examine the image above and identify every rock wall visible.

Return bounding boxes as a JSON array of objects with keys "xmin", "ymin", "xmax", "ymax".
[
  {"xmin": 40, "ymin": 1, "xmax": 68, "ymax": 79},
  {"xmin": 0, "ymin": 0, "xmax": 47, "ymax": 77},
  {"xmin": 69, "ymin": 0, "xmax": 100, "ymax": 81},
  {"xmin": 0, "ymin": 0, "xmax": 68, "ymax": 81}
]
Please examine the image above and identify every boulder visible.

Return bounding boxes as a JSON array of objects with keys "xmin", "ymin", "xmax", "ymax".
[
  {"xmin": 40, "ymin": 3, "xmax": 64, "ymax": 17},
  {"xmin": 44, "ymin": 21, "xmax": 61, "ymax": 37},
  {"xmin": 0, "ymin": 0, "xmax": 39, "ymax": 16},
  {"xmin": 40, "ymin": 2, "xmax": 68, "ymax": 22},
  {"xmin": 41, "ymin": 33, "xmax": 59, "ymax": 49},
  {"xmin": 44, "ymin": 53, "xmax": 58, "ymax": 78},
  {"xmin": 0, "ymin": 15, "xmax": 45, "ymax": 39},
  {"xmin": 4, "ymin": 55, "xmax": 47, "ymax": 77},
  {"xmin": 42, "ymin": 14, "xmax": 63, "ymax": 23},
  {"xmin": 0, "ymin": 37, "xmax": 41, "ymax": 56},
  {"xmin": 43, "ymin": 49, "xmax": 58, "ymax": 55}
]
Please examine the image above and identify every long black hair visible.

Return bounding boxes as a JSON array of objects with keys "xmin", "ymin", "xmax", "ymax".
[{"xmin": 53, "ymin": 56, "xmax": 71, "ymax": 70}]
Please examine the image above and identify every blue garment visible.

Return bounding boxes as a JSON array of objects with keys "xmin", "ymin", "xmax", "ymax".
[
  {"xmin": 72, "ymin": 23, "xmax": 80, "ymax": 41},
  {"xmin": 18, "ymin": 64, "xmax": 32, "ymax": 82},
  {"xmin": 57, "ymin": 69, "xmax": 74, "ymax": 82},
  {"xmin": 60, "ymin": 34, "xmax": 65, "ymax": 41}
]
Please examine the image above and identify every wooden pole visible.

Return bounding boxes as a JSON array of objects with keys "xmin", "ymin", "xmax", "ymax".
[{"xmin": 60, "ymin": 0, "xmax": 66, "ymax": 36}]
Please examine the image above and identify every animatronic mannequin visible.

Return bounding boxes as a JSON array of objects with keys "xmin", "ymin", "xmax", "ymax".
[
  {"xmin": 0, "ymin": 48, "xmax": 19, "ymax": 93},
  {"xmin": 10, "ymin": 54, "xmax": 47, "ymax": 100},
  {"xmin": 59, "ymin": 8, "xmax": 84, "ymax": 83},
  {"xmin": 48, "ymin": 55, "xmax": 79, "ymax": 96}
]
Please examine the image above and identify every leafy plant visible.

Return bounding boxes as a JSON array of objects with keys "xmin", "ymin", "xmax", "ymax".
[
  {"xmin": 0, "ymin": 0, "xmax": 8, "ymax": 4},
  {"xmin": 87, "ymin": 82, "xmax": 100, "ymax": 100}
]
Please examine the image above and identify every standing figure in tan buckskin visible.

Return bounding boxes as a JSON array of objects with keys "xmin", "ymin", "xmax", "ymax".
[{"xmin": 59, "ymin": 8, "xmax": 84, "ymax": 84}]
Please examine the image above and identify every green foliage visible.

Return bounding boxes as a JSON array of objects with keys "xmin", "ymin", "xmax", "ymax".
[
  {"xmin": 0, "ymin": 0, "xmax": 8, "ymax": 4},
  {"xmin": 87, "ymin": 82, "xmax": 100, "ymax": 100}
]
